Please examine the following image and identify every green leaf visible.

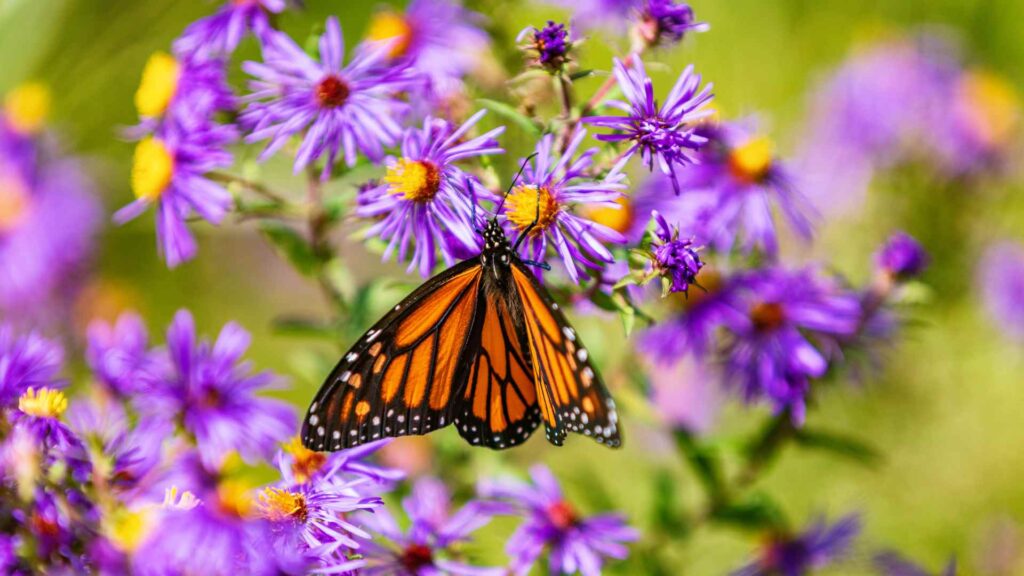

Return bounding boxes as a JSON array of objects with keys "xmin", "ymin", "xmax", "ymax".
[
  {"xmin": 271, "ymin": 315, "xmax": 339, "ymax": 340},
  {"xmin": 569, "ymin": 69, "xmax": 596, "ymax": 81},
  {"xmin": 476, "ymin": 98, "xmax": 541, "ymax": 135},
  {"xmin": 674, "ymin": 429, "xmax": 726, "ymax": 503},
  {"xmin": 793, "ymin": 427, "xmax": 882, "ymax": 467},
  {"xmin": 258, "ymin": 222, "xmax": 319, "ymax": 276},
  {"xmin": 711, "ymin": 492, "xmax": 788, "ymax": 531}
]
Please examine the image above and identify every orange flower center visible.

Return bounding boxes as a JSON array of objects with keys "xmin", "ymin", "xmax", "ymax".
[{"xmin": 316, "ymin": 75, "xmax": 350, "ymax": 108}]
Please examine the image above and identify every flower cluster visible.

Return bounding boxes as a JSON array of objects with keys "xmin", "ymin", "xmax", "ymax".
[{"xmin": 0, "ymin": 313, "xmax": 640, "ymax": 574}]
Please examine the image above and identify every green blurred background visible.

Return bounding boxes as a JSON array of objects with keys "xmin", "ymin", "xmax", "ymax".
[{"xmin": 2, "ymin": 0, "xmax": 1023, "ymax": 573}]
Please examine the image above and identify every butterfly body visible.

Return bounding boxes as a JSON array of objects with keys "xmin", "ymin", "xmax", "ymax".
[{"xmin": 302, "ymin": 219, "xmax": 621, "ymax": 451}]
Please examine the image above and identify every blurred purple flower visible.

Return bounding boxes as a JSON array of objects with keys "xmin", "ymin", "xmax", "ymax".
[
  {"xmin": 636, "ymin": 0, "xmax": 708, "ymax": 47},
  {"xmin": 502, "ymin": 131, "xmax": 626, "ymax": 283},
  {"xmin": 0, "ymin": 324, "xmax": 63, "ymax": 408},
  {"xmin": 12, "ymin": 387, "xmax": 80, "ymax": 451},
  {"xmin": 114, "ymin": 117, "xmax": 233, "ymax": 268},
  {"xmin": 67, "ymin": 395, "xmax": 169, "ymax": 495},
  {"xmin": 542, "ymin": 0, "xmax": 637, "ymax": 32},
  {"xmin": 637, "ymin": 265, "xmax": 746, "ymax": 362},
  {"xmin": 356, "ymin": 111, "xmax": 504, "ymax": 277},
  {"xmin": 980, "ymin": 242, "xmax": 1024, "ymax": 342},
  {"xmin": 355, "ymin": 476, "xmax": 506, "ymax": 575},
  {"xmin": 481, "ymin": 464, "xmax": 638, "ymax": 576},
  {"xmin": 0, "ymin": 132, "xmax": 100, "ymax": 319},
  {"xmin": 675, "ymin": 123, "xmax": 814, "ymax": 257},
  {"xmin": 585, "ymin": 55, "xmax": 712, "ymax": 193},
  {"xmin": 875, "ymin": 231, "xmax": 929, "ymax": 281},
  {"xmin": 142, "ymin": 310, "xmax": 295, "ymax": 469},
  {"xmin": 86, "ymin": 312, "xmax": 166, "ymax": 398},
  {"xmin": 647, "ymin": 355, "xmax": 722, "ymax": 433},
  {"xmin": 722, "ymin": 267, "xmax": 861, "ymax": 423},
  {"xmin": 874, "ymin": 551, "xmax": 957, "ymax": 576},
  {"xmin": 365, "ymin": 0, "xmax": 489, "ymax": 101},
  {"xmin": 733, "ymin": 514, "xmax": 861, "ymax": 576},
  {"xmin": 649, "ymin": 210, "xmax": 703, "ymax": 295},
  {"xmin": 174, "ymin": 0, "xmax": 286, "ymax": 58},
  {"xmin": 242, "ymin": 17, "xmax": 415, "ymax": 177},
  {"xmin": 132, "ymin": 51, "xmax": 236, "ymax": 135},
  {"xmin": 136, "ymin": 483, "xmax": 307, "ymax": 576}
]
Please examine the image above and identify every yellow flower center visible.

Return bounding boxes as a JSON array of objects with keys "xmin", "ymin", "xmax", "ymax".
[
  {"xmin": 727, "ymin": 136, "xmax": 774, "ymax": 184},
  {"xmin": 505, "ymin": 184, "xmax": 560, "ymax": 235},
  {"xmin": 4, "ymin": 82, "xmax": 51, "ymax": 134},
  {"xmin": 366, "ymin": 11, "xmax": 414, "ymax": 58},
  {"xmin": 957, "ymin": 70, "xmax": 1020, "ymax": 148},
  {"xmin": 385, "ymin": 158, "xmax": 441, "ymax": 202},
  {"xmin": 216, "ymin": 479, "xmax": 253, "ymax": 518},
  {"xmin": 583, "ymin": 196, "xmax": 633, "ymax": 234},
  {"xmin": 105, "ymin": 507, "xmax": 156, "ymax": 553},
  {"xmin": 161, "ymin": 486, "xmax": 201, "ymax": 510},
  {"xmin": 257, "ymin": 487, "xmax": 308, "ymax": 524},
  {"xmin": 0, "ymin": 172, "xmax": 31, "ymax": 233},
  {"xmin": 18, "ymin": 387, "xmax": 68, "ymax": 419},
  {"xmin": 135, "ymin": 52, "xmax": 181, "ymax": 118},
  {"xmin": 131, "ymin": 137, "xmax": 174, "ymax": 202},
  {"xmin": 283, "ymin": 436, "xmax": 326, "ymax": 484}
]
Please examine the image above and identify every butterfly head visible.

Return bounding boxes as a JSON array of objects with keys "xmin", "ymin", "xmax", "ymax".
[{"xmin": 480, "ymin": 219, "xmax": 513, "ymax": 271}]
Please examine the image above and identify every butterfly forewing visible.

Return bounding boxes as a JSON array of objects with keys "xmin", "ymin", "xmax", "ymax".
[
  {"xmin": 301, "ymin": 260, "xmax": 482, "ymax": 450},
  {"xmin": 510, "ymin": 262, "xmax": 622, "ymax": 448}
]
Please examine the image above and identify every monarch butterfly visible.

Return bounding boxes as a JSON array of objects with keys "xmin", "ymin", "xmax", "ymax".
[{"xmin": 301, "ymin": 169, "xmax": 621, "ymax": 451}]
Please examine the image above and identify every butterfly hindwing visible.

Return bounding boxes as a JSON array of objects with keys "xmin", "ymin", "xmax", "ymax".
[
  {"xmin": 301, "ymin": 260, "xmax": 483, "ymax": 450},
  {"xmin": 452, "ymin": 288, "xmax": 542, "ymax": 449},
  {"xmin": 510, "ymin": 262, "xmax": 623, "ymax": 448}
]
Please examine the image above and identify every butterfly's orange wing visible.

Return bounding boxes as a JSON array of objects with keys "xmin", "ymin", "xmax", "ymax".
[
  {"xmin": 451, "ymin": 287, "xmax": 542, "ymax": 449},
  {"xmin": 510, "ymin": 263, "xmax": 622, "ymax": 448},
  {"xmin": 302, "ymin": 260, "xmax": 483, "ymax": 450}
]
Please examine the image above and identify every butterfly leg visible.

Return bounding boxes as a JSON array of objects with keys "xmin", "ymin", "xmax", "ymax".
[{"xmin": 520, "ymin": 259, "xmax": 551, "ymax": 270}]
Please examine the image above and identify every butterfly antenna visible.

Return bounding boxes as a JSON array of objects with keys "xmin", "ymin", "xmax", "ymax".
[{"xmin": 494, "ymin": 152, "xmax": 538, "ymax": 219}]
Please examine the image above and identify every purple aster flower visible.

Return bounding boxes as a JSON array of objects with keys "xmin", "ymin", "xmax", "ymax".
[
  {"xmin": 86, "ymin": 311, "xmax": 166, "ymax": 398},
  {"xmin": 875, "ymin": 231, "xmax": 929, "ymax": 281},
  {"xmin": 0, "ymin": 137, "xmax": 100, "ymax": 320},
  {"xmin": 481, "ymin": 464, "xmax": 638, "ymax": 576},
  {"xmin": 242, "ymin": 17, "xmax": 415, "ymax": 177},
  {"xmin": 501, "ymin": 131, "xmax": 627, "ymax": 283},
  {"xmin": 142, "ymin": 310, "xmax": 296, "ymax": 469},
  {"xmin": 67, "ymin": 395, "xmax": 169, "ymax": 496},
  {"xmin": 364, "ymin": 0, "xmax": 489, "ymax": 101},
  {"xmin": 636, "ymin": 0, "xmax": 708, "ymax": 48},
  {"xmin": 136, "ymin": 482, "xmax": 307, "ymax": 576},
  {"xmin": 0, "ymin": 535, "xmax": 14, "ymax": 574},
  {"xmin": 795, "ymin": 36, "xmax": 963, "ymax": 215},
  {"xmin": 936, "ymin": 69, "xmax": 1020, "ymax": 175},
  {"xmin": 733, "ymin": 514, "xmax": 861, "ymax": 576},
  {"xmin": 354, "ymin": 476, "xmax": 506, "ymax": 575},
  {"xmin": 114, "ymin": 117, "xmax": 233, "ymax": 268},
  {"xmin": 0, "ymin": 324, "xmax": 63, "ymax": 408},
  {"xmin": 174, "ymin": 0, "xmax": 286, "ymax": 58},
  {"xmin": 722, "ymin": 266, "xmax": 861, "ymax": 423},
  {"xmin": 637, "ymin": 265, "xmax": 747, "ymax": 362},
  {"xmin": 979, "ymin": 241, "xmax": 1024, "ymax": 342},
  {"xmin": 585, "ymin": 55, "xmax": 713, "ymax": 193},
  {"xmin": 257, "ymin": 468, "xmax": 382, "ymax": 564},
  {"xmin": 649, "ymin": 210, "xmax": 703, "ymax": 295},
  {"xmin": 356, "ymin": 111, "xmax": 504, "ymax": 277},
  {"xmin": 12, "ymin": 387, "xmax": 81, "ymax": 452},
  {"xmin": 132, "ymin": 51, "xmax": 236, "ymax": 135},
  {"xmin": 874, "ymin": 551, "xmax": 957, "ymax": 576},
  {"xmin": 528, "ymin": 21, "xmax": 571, "ymax": 70},
  {"xmin": 277, "ymin": 437, "xmax": 404, "ymax": 490},
  {"xmin": 674, "ymin": 123, "xmax": 815, "ymax": 257}
]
